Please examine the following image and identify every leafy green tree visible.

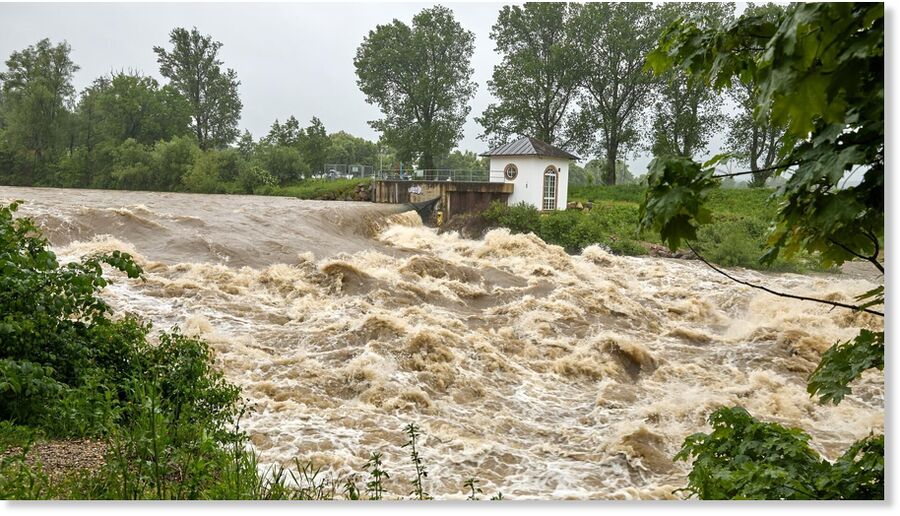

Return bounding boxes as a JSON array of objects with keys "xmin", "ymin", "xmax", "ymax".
[
  {"xmin": 569, "ymin": 2, "xmax": 661, "ymax": 185},
  {"xmin": 71, "ymin": 77, "xmax": 109, "ymax": 155},
  {"xmin": 0, "ymin": 38, "xmax": 79, "ymax": 183},
  {"xmin": 434, "ymin": 149, "xmax": 486, "ymax": 171},
  {"xmin": 109, "ymin": 138, "xmax": 154, "ymax": 190},
  {"xmin": 0, "ymin": 201, "xmax": 142, "ymax": 385},
  {"xmin": 254, "ymin": 143, "xmax": 307, "ymax": 184},
  {"xmin": 262, "ymin": 116, "xmax": 301, "ymax": 147},
  {"xmin": 354, "ymin": 5, "xmax": 476, "ymax": 170},
  {"xmin": 300, "ymin": 117, "xmax": 330, "ymax": 176},
  {"xmin": 154, "ymin": 27, "xmax": 242, "ymax": 150},
  {"xmin": 477, "ymin": 2, "xmax": 582, "ymax": 148},
  {"xmin": 325, "ymin": 131, "xmax": 379, "ymax": 168},
  {"xmin": 642, "ymin": 2, "xmax": 883, "ymax": 499},
  {"xmin": 153, "ymin": 135, "xmax": 200, "ymax": 190},
  {"xmin": 723, "ymin": 3, "xmax": 790, "ymax": 187},
  {"xmin": 648, "ymin": 3, "xmax": 733, "ymax": 158},
  {"xmin": 182, "ymin": 148, "xmax": 273, "ymax": 194},
  {"xmin": 236, "ymin": 130, "xmax": 255, "ymax": 158},
  {"xmin": 91, "ymin": 72, "xmax": 191, "ymax": 145}
]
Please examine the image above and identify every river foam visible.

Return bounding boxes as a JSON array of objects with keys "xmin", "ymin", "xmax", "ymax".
[{"xmin": 1, "ymin": 186, "xmax": 883, "ymax": 499}]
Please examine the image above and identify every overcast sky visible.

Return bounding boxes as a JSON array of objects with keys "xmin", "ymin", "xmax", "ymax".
[{"xmin": 0, "ymin": 1, "xmax": 739, "ymax": 173}]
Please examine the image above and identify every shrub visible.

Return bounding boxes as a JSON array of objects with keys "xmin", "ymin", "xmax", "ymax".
[
  {"xmin": 676, "ymin": 407, "xmax": 884, "ymax": 500},
  {"xmin": 0, "ymin": 201, "xmax": 143, "ymax": 384},
  {"xmin": 0, "ymin": 360, "xmax": 66, "ymax": 425},
  {"xmin": 483, "ymin": 201, "xmax": 541, "ymax": 235}
]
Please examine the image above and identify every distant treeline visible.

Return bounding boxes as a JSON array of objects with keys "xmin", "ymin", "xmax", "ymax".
[
  {"xmin": 0, "ymin": 30, "xmax": 485, "ymax": 194},
  {"xmin": 0, "ymin": 2, "xmax": 790, "ymax": 193}
]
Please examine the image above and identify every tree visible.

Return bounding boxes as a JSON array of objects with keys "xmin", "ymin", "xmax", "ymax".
[
  {"xmin": 262, "ymin": 116, "xmax": 301, "ymax": 147},
  {"xmin": 300, "ymin": 117, "xmax": 329, "ymax": 176},
  {"xmin": 354, "ymin": 5, "xmax": 476, "ymax": 170},
  {"xmin": 477, "ymin": 2, "xmax": 582, "ymax": 148},
  {"xmin": 433, "ymin": 149, "xmax": 486, "ymax": 171},
  {"xmin": 723, "ymin": 3, "xmax": 790, "ymax": 187},
  {"xmin": 325, "ymin": 131, "xmax": 379, "ymax": 168},
  {"xmin": 236, "ymin": 130, "xmax": 256, "ymax": 158},
  {"xmin": 154, "ymin": 27, "xmax": 242, "ymax": 150},
  {"xmin": 92, "ymin": 72, "xmax": 191, "ymax": 145},
  {"xmin": 648, "ymin": 3, "xmax": 733, "ymax": 158},
  {"xmin": 569, "ymin": 2, "xmax": 661, "ymax": 185},
  {"xmin": 0, "ymin": 38, "xmax": 79, "ymax": 183},
  {"xmin": 642, "ymin": 2, "xmax": 883, "ymax": 499}
]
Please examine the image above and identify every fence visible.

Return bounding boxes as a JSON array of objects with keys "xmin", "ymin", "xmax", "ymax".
[
  {"xmin": 322, "ymin": 166, "xmax": 501, "ymax": 183},
  {"xmin": 374, "ymin": 169, "xmax": 493, "ymax": 182},
  {"xmin": 322, "ymin": 164, "xmax": 375, "ymax": 179}
]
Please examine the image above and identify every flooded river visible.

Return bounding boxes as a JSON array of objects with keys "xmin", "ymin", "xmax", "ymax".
[{"xmin": 0, "ymin": 186, "xmax": 884, "ymax": 499}]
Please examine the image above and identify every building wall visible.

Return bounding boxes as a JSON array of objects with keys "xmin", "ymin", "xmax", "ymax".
[{"xmin": 489, "ymin": 156, "xmax": 569, "ymax": 211}]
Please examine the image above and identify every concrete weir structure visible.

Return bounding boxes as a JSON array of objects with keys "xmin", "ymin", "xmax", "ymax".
[
  {"xmin": 371, "ymin": 136, "xmax": 577, "ymax": 221},
  {"xmin": 371, "ymin": 179, "xmax": 513, "ymax": 219}
]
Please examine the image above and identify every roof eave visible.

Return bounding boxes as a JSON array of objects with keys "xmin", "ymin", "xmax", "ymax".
[{"xmin": 481, "ymin": 152, "xmax": 580, "ymax": 160}]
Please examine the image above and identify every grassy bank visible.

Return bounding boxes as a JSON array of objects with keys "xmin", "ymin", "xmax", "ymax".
[
  {"xmin": 485, "ymin": 185, "xmax": 822, "ymax": 272},
  {"xmin": 254, "ymin": 178, "xmax": 372, "ymax": 201}
]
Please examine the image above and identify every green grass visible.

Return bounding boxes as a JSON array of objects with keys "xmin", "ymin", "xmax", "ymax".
[
  {"xmin": 490, "ymin": 186, "xmax": 823, "ymax": 272},
  {"xmin": 255, "ymin": 178, "xmax": 371, "ymax": 200}
]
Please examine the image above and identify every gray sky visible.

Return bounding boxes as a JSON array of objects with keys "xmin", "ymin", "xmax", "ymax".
[{"xmin": 0, "ymin": 1, "xmax": 735, "ymax": 173}]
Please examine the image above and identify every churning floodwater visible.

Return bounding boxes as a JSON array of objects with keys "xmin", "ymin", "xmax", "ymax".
[{"xmin": 1, "ymin": 186, "xmax": 884, "ymax": 499}]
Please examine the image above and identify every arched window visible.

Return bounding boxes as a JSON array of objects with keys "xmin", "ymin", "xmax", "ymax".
[
  {"xmin": 542, "ymin": 165, "xmax": 558, "ymax": 211},
  {"xmin": 503, "ymin": 163, "xmax": 518, "ymax": 181}
]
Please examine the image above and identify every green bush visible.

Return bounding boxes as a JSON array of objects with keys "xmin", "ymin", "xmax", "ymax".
[
  {"xmin": 0, "ymin": 201, "xmax": 143, "ymax": 384},
  {"xmin": 0, "ymin": 360, "xmax": 66, "ymax": 425},
  {"xmin": 483, "ymin": 201, "xmax": 541, "ymax": 235},
  {"xmin": 676, "ymin": 407, "xmax": 884, "ymax": 500},
  {"xmin": 0, "ymin": 201, "xmax": 262, "ymax": 499},
  {"xmin": 256, "ymin": 178, "xmax": 369, "ymax": 200},
  {"xmin": 536, "ymin": 185, "xmax": 821, "ymax": 269}
]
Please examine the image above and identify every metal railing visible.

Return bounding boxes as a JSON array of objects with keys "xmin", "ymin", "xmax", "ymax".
[
  {"xmin": 321, "ymin": 164, "xmax": 375, "ymax": 179},
  {"xmin": 374, "ymin": 169, "xmax": 495, "ymax": 182},
  {"xmin": 320, "ymin": 166, "xmax": 510, "ymax": 183}
]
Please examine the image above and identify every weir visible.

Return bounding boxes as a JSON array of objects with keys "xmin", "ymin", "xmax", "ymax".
[{"xmin": 371, "ymin": 179, "xmax": 513, "ymax": 221}]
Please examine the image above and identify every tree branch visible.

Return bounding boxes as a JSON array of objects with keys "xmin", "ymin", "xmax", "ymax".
[
  {"xmin": 863, "ymin": 229, "xmax": 884, "ymax": 273},
  {"xmin": 685, "ymin": 242, "xmax": 884, "ymax": 317},
  {"xmin": 829, "ymin": 237, "xmax": 884, "ymax": 274},
  {"xmin": 713, "ymin": 161, "xmax": 802, "ymax": 179}
]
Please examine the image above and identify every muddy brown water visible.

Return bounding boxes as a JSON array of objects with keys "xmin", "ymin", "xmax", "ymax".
[{"xmin": 1, "ymin": 186, "xmax": 883, "ymax": 499}]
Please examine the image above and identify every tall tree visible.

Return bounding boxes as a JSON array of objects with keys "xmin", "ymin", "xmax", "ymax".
[
  {"xmin": 262, "ymin": 116, "xmax": 301, "ymax": 147},
  {"xmin": 648, "ymin": 2, "xmax": 734, "ymax": 158},
  {"xmin": 723, "ymin": 3, "xmax": 789, "ymax": 187},
  {"xmin": 0, "ymin": 38, "xmax": 78, "ymax": 182},
  {"xmin": 477, "ymin": 2, "xmax": 581, "ymax": 148},
  {"xmin": 300, "ymin": 117, "xmax": 329, "ymax": 176},
  {"xmin": 570, "ymin": 2, "xmax": 661, "ymax": 185},
  {"xmin": 325, "ymin": 130, "xmax": 380, "ymax": 168},
  {"xmin": 91, "ymin": 72, "xmax": 191, "ymax": 145},
  {"xmin": 354, "ymin": 5, "xmax": 476, "ymax": 170},
  {"xmin": 153, "ymin": 27, "xmax": 242, "ymax": 150}
]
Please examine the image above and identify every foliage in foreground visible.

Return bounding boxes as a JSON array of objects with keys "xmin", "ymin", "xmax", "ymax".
[
  {"xmin": 676, "ymin": 407, "xmax": 883, "ymax": 500},
  {"xmin": 644, "ymin": 2, "xmax": 884, "ymax": 500}
]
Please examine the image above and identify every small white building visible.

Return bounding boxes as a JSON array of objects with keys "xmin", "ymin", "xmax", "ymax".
[{"xmin": 482, "ymin": 136, "xmax": 579, "ymax": 211}]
